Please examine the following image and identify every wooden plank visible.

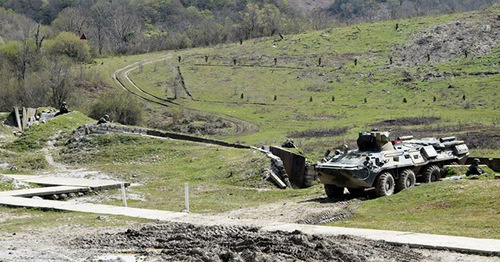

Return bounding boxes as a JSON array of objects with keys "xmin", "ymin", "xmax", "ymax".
[
  {"xmin": 22, "ymin": 107, "xmax": 28, "ymax": 130},
  {"xmin": 26, "ymin": 108, "xmax": 37, "ymax": 123},
  {"xmin": 13, "ymin": 107, "xmax": 22, "ymax": 131},
  {"xmin": 267, "ymin": 169, "xmax": 287, "ymax": 189},
  {"xmin": 270, "ymin": 146, "xmax": 306, "ymax": 188}
]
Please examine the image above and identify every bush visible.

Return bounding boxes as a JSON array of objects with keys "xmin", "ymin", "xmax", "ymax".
[
  {"xmin": 44, "ymin": 32, "xmax": 90, "ymax": 62},
  {"xmin": 89, "ymin": 91, "xmax": 144, "ymax": 125}
]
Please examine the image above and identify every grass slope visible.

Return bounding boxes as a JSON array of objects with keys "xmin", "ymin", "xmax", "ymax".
[
  {"xmin": 94, "ymin": 7, "xmax": 500, "ymax": 159},
  {"xmin": 332, "ymin": 179, "xmax": 500, "ymax": 239},
  {"xmin": 58, "ymin": 133, "xmax": 323, "ymax": 213}
]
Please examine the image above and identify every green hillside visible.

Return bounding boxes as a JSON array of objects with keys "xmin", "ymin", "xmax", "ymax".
[{"xmin": 97, "ymin": 7, "xmax": 499, "ymax": 159}]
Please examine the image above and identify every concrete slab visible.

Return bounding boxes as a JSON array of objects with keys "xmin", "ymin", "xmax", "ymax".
[
  {"xmin": 4, "ymin": 176, "xmax": 129, "ymax": 190},
  {"xmin": 0, "ymin": 196, "xmax": 188, "ymax": 221},
  {"xmin": 0, "ymin": 186, "xmax": 89, "ymax": 197},
  {"xmin": 261, "ymin": 224, "xmax": 500, "ymax": 256}
]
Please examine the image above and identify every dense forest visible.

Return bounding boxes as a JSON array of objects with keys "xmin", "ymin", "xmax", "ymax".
[{"xmin": 0, "ymin": 0, "xmax": 497, "ymax": 110}]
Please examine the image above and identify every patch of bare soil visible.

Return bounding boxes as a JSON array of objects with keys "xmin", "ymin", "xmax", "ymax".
[
  {"xmin": 289, "ymin": 126, "xmax": 348, "ymax": 138},
  {"xmin": 221, "ymin": 198, "xmax": 361, "ymax": 225},
  {"xmin": 394, "ymin": 17, "xmax": 499, "ymax": 65},
  {"xmin": 146, "ymin": 107, "xmax": 254, "ymax": 137},
  {"xmin": 373, "ymin": 117, "xmax": 441, "ymax": 127},
  {"xmin": 73, "ymin": 222, "xmax": 423, "ymax": 262}
]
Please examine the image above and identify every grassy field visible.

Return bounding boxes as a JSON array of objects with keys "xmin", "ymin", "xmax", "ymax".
[
  {"xmin": 0, "ymin": 7, "xmax": 498, "ymax": 237},
  {"xmin": 100, "ymin": 7, "xmax": 500, "ymax": 160},
  {"xmin": 1, "ymin": 112, "xmax": 323, "ymax": 213},
  {"xmin": 332, "ymin": 179, "xmax": 500, "ymax": 239},
  {"xmin": 57, "ymin": 129, "xmax": 324, "ymax": 213}
]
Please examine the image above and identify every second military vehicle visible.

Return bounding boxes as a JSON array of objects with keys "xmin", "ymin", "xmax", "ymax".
[{"xmin": 316, "ymin": 130, "xmax": 469, "ymax": 198}]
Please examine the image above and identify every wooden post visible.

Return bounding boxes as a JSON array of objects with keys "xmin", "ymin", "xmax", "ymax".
[
  {"xmin": 184, "ymin": 182, "xmax": 190, "ymax": 213},
  {"xmin": 14, "ymin": 107, "xmax": 22, "ymax": 131},
  {"xmin": 121, "ymin": 183, "xmax": 127, "ymax": 207}
]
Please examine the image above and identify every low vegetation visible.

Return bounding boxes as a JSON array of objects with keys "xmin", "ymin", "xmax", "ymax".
[
  {"xmin": 332, "ymin": 179, "xmax": 500, "ymax": 239},
  {"xmin": 89, "ymin": 91, "xmax": 145, "ymax": 125},
  {"xmin": 5, "ymin": 111, "xmax": 93, "ymax": 152},
  {"xmin": 59, "ymin": 132, "xmax": 322, "ymax": 213}
]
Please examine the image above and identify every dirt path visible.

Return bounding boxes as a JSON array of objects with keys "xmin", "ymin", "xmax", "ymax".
[
  {"xmin": 221, "ymin": 197, "xmax": 361, "ymax": 225},
  {"xmin": 112, "ymin": 55, "xmax": 259, "ymax": 136}
]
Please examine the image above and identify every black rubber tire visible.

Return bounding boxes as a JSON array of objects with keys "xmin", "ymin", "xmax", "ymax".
[
  {"xmin": 396, "ymin": 169, "xmax": 416, "ymax": 192},
  {"xmin": 324, "ymin": 184, "xmax": 344, "ymax": 199},
  {"xmin": 422, "ymin": 165, "xmax": 441, "ymax": 183},
  {"xmin": 348, "ymin": 188, "xmax": 366, "ymax": 197},
  {"xmin": 375, "ymin": 172, "xmax": 395, "ymax": 197}
]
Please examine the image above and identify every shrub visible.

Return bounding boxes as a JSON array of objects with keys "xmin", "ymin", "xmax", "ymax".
[
  {"xmin": 44, "ymin": 32, "xmax": 90, "ymax": 62},
  {"xmin": 89, "ymin": 91, "xmax": 144, "ymax": 125}
]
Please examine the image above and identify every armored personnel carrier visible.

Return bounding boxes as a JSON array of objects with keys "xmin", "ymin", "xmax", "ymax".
[{"xmin": 316, "ymin": 130, "xmax": 469, "ymax": 198}]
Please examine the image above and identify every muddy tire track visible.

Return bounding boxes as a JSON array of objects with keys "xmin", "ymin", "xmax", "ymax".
[{"xmin": 73, "ymin": 222, "xmax": 423, "ymax": 262}]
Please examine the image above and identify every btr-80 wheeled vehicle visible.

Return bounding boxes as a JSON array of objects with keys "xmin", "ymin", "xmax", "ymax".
[{"xmin": 316, "ymin": 130, "xmax": 469, "ymax": 198}]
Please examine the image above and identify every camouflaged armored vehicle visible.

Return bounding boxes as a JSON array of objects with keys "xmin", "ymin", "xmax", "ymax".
[{"xmin": 316, "ymin": 130, "xmax": 469, "ymax": 198}]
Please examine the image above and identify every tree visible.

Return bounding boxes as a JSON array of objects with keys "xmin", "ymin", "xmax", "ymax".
[
  {"xmin": 0, "ymin": 39, "xmax": 38, "ymax": 80},
  {"xmin": 89, "ymin": 2, "xmax": 111, "ymax": 55},
  {"xmin": 45, "ymin": 57, "xmax": 74, "ymax": 108},
  {"xmin": 240, "ymin": 3, "xmax": 262, "ymax": 39},
  {"xmin": 51, "ymin": 6, "xmax": 89, "ymax": 36},
  {"xmin": 108, "ymin": 0, "xmax": 141, "ymax": 54},
  {"xmin": 261, "ymin": 4, "xmax": 282, "ymax": 36}
]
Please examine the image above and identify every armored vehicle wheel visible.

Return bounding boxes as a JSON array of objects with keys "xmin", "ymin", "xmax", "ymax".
[
  {"xmin": 375, "ymin": 172, "xmax": 395, "ymax": 197},
  {"xmin": 396, "ymin": 169, "xmax": 416, "ymax": 192},
  {"xmin": 422, "ymin": 165, "xmax": 441, "ymax": 183},
  {"xmin": 324, "ymin": 184, "xmax": 344, "ymax": 198}
]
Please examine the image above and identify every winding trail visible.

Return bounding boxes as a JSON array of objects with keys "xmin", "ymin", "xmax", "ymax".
[{"xmin": 112, "ymin": 54, "xmax": 259, "ymax": 136}]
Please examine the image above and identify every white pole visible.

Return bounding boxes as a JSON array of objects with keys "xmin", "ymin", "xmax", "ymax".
[
  {"xmin": 184, "ymin": 182, "xmax": 189, "ymax": 213},
  {"xmin": 121, "ymin": 183, "xmax": 127, "ymax": 207}
]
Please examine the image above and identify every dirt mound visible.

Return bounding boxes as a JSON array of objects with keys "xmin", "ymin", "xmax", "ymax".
[
  {"xmin": 373, "ymin": 117, "xmax": 441, "ymax": 127},
  {"xmin": 394, "ymin": 18, "xmax": 499, "ymax": 64},
  {"xmin": 298, "ymin": 199, "xmax": 361, "ymax": 225},
  {"xmin": 73, "ymin": 222, "xmax": 422, "ymax": 261}
]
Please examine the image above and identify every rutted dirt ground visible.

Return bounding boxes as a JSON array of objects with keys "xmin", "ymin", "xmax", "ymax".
[
  {"xmin": 0, "ymin": 221, "xmax": 498, "ymax": 262},
  {"xmin": 220, "ymin": 197, "xmax": 362, "ymax": 225}
]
